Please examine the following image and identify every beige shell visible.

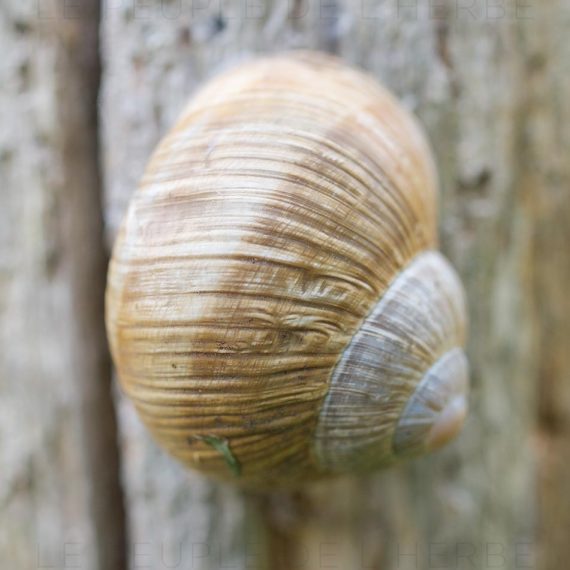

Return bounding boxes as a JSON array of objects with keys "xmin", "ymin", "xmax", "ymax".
[{"xmin": 105, "ymin": 52, "xmax": 469, "ymax": 487}]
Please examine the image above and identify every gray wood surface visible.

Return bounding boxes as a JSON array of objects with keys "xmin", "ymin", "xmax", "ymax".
[
  {"xmin": 1, "ymin": 0, "xmax": 568, "ymax": 568},
  {"xmin": 0, "ymin": 1, "xmax": 124, "ymax": 568}
]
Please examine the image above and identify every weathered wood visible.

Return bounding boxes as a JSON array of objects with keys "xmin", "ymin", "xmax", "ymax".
[
  {"xmin": 99, "ymin": 1, "xmax": 570, "ymax": 569},
  {"xmin": 0, "ymin": 0, "xmax": 125, "ymax": 568},
  {"xmin": 520, "ymin": 3, "xmax": 570, "ymax": 569},
  {"xmin": 100, "ymin": 1, "xmax": 340, "ymax": 567},
  {"xmin": 2, "ymin": 0, "xmax": 567, "ymax": 568},
  {"xmin": 275, "ymin": 6, "xmax": 539, "ymax": 569}
]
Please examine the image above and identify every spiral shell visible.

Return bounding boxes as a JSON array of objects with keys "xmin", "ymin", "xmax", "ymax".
[{"xmin": 106, "ymin": 52, "xmax": 468, "ymax": 487}]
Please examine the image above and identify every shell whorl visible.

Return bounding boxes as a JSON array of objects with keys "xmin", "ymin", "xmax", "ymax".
[
  {"xmin": 313, "ymin": 251, "xmax": 467, "ymax": 472},
  {"xmin": 105, "ymin": 52, "xmax": 468, "ymax": 487}
]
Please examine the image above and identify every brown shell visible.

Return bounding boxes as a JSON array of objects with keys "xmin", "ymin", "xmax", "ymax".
[{"xmin": 105, "ymin": 52, "xmax": 468, "ymax": 487}]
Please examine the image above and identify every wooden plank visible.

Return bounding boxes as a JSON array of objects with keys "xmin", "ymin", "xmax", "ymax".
[
  {"xmin": 519, "ymin": 2, "xmax": 570, "ymax": 569},
  {"xmin": 0, "ymin": 0, "xmax": 125, "ymax": 568},
  {"xmin": 99, "ymin": 1, "xmax": 335, "ymax": 566},
  {"xmin": 265, "ymin": 5, "xmax": 543, "ymax": 568},
  {"xmin": 100, "ymin": 1, "xmax": 570, "ymax": 568}
]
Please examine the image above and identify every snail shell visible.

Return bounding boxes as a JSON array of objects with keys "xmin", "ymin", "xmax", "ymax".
[{"xmin": 106, "ymin": 52, "xmax": 468, "ymax": 487}]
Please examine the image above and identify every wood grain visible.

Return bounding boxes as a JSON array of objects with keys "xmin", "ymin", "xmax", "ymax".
[
  {"xmin": 99, "ymin": 1, "xmax": 570, "ymax": 568},
  {"xmin": 0, "ymin": 1, "xmax": 125, "ymax": 568}
]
